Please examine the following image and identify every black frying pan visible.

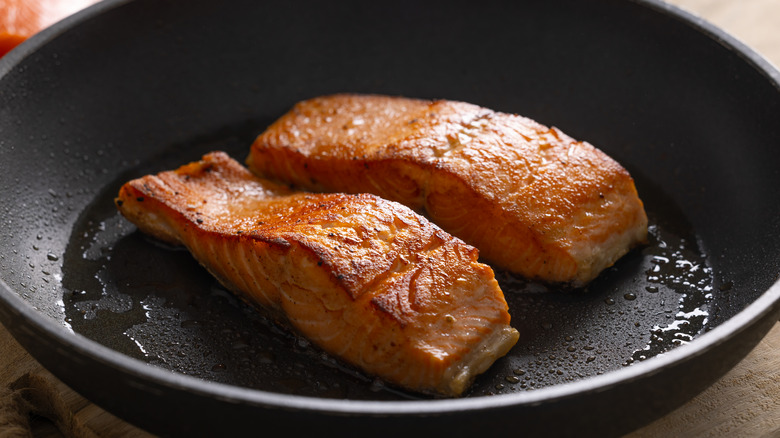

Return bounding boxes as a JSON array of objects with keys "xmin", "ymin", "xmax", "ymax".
[{"xmin": 1, "ymin": 0, "xmax": 779, "ymax": 436}]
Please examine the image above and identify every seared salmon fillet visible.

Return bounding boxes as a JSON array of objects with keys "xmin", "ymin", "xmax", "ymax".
[
  {"xmin": 247, "ymin": 94, "xmax": 648, "ymax": 286},
  {"xmin": 115, "ymin": 151, "xmax": 519, "ymax": 397}
]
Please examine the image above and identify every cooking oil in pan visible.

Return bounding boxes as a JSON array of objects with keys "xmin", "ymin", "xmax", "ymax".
[
  {"xmin": 482, "ymin": 217, "xmax": 713, "ymax": 394},
  {"xmin": 57, "ymin": 136, "xmax": 715, "ymax": 399}
]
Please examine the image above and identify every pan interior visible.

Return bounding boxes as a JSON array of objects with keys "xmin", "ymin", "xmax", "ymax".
[{"xmin": 56, "ymin": 124, "xmax": 715, "ymax": 400}]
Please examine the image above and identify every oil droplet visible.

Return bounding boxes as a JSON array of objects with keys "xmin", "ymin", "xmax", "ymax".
[
  {"xmin": 623, "ymin": 292, "xmax": 637, "ymax": 301},
  {"xmin": 46, "ymin": 253, "xmax": 59, "ymax": 261},
  {"xmin": 257, "ymin": 351, "xmax": 274, "ymax": 364},
  {"xmin": 604, "ymin": 297, "xmax": 616, "ymax": 305}
]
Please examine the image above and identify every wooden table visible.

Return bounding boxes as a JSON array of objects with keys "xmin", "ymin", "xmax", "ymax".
[{"xmin": 2, "ymin": 0, "xmax": 779, "ymax": 436}]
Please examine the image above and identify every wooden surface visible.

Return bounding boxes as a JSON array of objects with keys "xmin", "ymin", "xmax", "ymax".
[{"xmin": 2, "ymin": 0, "xmax": 780, "ymax": 436}]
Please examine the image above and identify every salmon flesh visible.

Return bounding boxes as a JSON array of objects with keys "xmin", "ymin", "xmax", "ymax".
[
  {"xmin": 115, "ymin": 151, "xmax": 519, "ymax": 397},
  {"xmin": 247, "ymin": 94, "xmax": 649, "ymax": 286}
]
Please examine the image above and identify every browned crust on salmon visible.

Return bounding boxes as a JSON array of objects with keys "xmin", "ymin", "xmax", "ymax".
[
  {"xmin": 247, "ymin": 94, "xmax": 649, "ymax": 286},
  {"xmin": 115, "ymin": 151, "xmax": 519, "ymax": 397}
]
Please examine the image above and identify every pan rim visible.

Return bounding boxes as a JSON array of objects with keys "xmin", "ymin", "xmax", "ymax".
[
  {"xmin": 1, "ymin": 0, "xmax": 780, "ymax": 419},
  {"xmin": 1, "ymin": 275, "xmax": 779, "ymax": 415}
]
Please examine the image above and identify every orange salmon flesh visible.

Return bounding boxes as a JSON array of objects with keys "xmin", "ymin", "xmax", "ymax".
[
  {"xmin": 247, "ymin": 94, "xmax": 648, "ymax": 286},
  {"xmin": 115, "ymin": 151, "xmax": 519, "ymax": 397}
]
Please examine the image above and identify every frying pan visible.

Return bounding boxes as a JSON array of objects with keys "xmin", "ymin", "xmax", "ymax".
[{"xmin": 1, "ymin": 0, "xmax": 779, "ymax": 436}]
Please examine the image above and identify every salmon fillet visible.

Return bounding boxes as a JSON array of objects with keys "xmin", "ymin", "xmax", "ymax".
[
  {"xmin": 246, "ymin": 94, "xmax": 648, "ymax": 286},
  {"xmin": 114, "ymin": 151, "xmax": 519, "ymax": 397}
]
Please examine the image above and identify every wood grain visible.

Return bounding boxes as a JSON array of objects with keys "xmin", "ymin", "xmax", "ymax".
[{"xmin": 1, "ymin": 0, "xmax": 779, "ymax": 436}]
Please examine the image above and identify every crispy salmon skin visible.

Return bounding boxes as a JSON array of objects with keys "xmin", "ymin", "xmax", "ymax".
[
  {"xmin": 114, "ymin": 151, "xmax": 519, "ymax": 397},
  {"xmin": 247, "ymin": 94, "xmax": 648, "ymax": 286}
]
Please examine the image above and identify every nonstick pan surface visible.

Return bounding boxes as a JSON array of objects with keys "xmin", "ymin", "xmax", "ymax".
[{"xmin": 1, "ymin": 0, "xmax": 779, "ymax": 436}]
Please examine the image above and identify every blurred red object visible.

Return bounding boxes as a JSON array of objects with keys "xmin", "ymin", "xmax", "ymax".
[{"xmin": 1, "ymin": 0, "xmax": 99, "ymax": 57}]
